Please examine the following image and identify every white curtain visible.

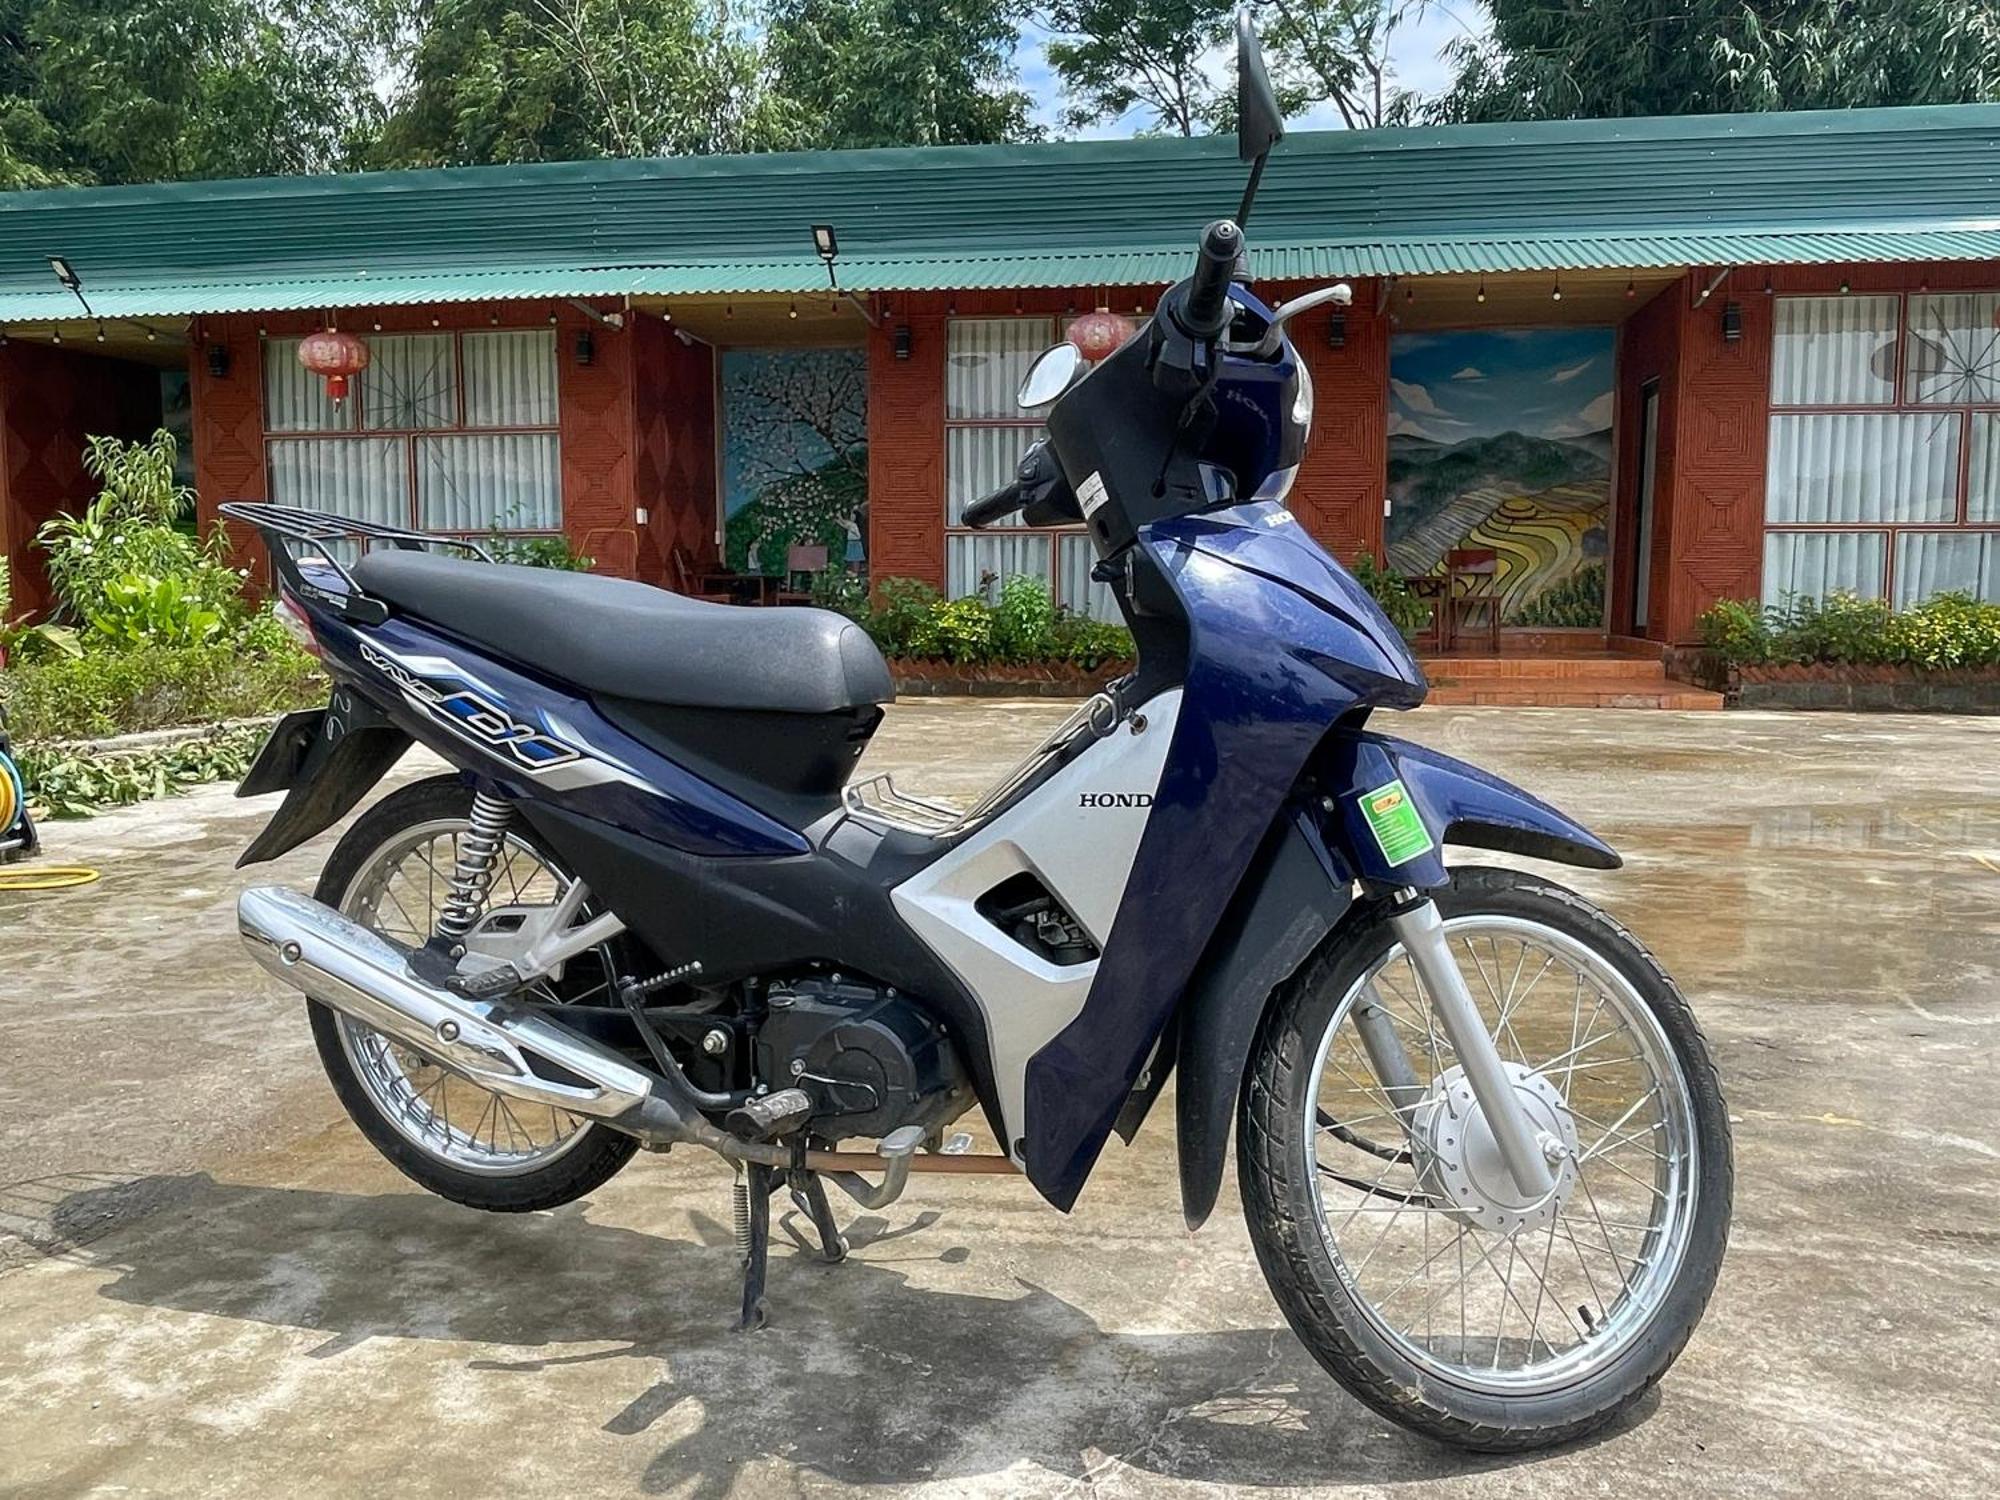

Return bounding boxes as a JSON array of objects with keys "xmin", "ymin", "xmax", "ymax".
[
  {"xmin": 946, "ymin": 425, "xmax": 1041, "ymax": 526},
  {"xmin": 417, "ymin": 434, "xmax": 561, "ymax": 532},
  {"xmin": 267, "ymin": 437, "xmax": 407, "ymax": 525},
  {"xmin": 1905, "ymin": 293, "xmax": 2000, "ymax": 405},
  {"xmin": 1894, "ymin": 532, "xmax": 2000, "ymax": 608},
  {"xmin": 263, "ymin": 339, "xmax": 356, "ymax": 433},
  {"xmin": 1770, "ymin": 295, "xmax": 1898, "ymax": 406},
  {"xmin": 1970, "ymin": 413, "xmax": 1999, "ymax": 523},
  {"xmin": 947, "ymin": 533, "xmax": 1052, "ymax": 600},
  {"xmin": 1762, "ymin": 531, "xmax": 1886, "ymax": 603},
  {"xmin": 463, "ymin": 330, "xmax": 558, "ymax": 427},
  {"xmin": 1058, "ymin": 534, "xmax": 1117, "ymax": 619},
  {"xmin": 1765, "ymin": 412, "xmax": 1960, "ymax": 524},
  {"xmin": 361, "ymin": 334, "xmax": 457, "ymax": 430},
  {"xmin": 947, "ymin": 318, "xmax": 1054, "ymax": 419}
]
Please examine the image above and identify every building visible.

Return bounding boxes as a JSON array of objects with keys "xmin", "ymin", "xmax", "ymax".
[{"xmin": 2, "ymin": 105, "xmax": 1997, "ymax": 653}]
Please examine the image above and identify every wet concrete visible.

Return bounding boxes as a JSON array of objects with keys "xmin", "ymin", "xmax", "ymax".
[{"xmin": 2, "ymin": 704, "xmax": 1997, "ymax": 1496}]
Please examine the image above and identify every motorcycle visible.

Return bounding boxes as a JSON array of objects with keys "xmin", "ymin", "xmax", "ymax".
[{"xmin": 225, "ymin": 13, "xmax": 1730, "ymax": 1452}]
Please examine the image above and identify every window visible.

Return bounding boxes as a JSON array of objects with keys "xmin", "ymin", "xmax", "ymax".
[
  {"xmin": 943, "ymin": 318, "xmax": 1117, "ymax": 619},
  {"xmin": 1764, "ymin": 294, "xmax": 2000, "ymax": 606},
  {"xmin": 263, "ymin": 329, "xmax": 562, "ymax": 538}
]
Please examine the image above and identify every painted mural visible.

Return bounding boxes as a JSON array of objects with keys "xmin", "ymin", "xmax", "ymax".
[
  {"xmin": 1387, "ymin": 329, "xmax": 1614, "ymax": 627},
  {"xmin": 720, "ymin": 348, "xmax": 868, "ymax": 576}
]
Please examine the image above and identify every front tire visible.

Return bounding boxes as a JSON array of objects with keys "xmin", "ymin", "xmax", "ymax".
[
  {"xmin": 308, "ymin": 776, "xmax": 639, "ymax": 1212},
  {"xmin": 1239, "ymin": 866, "xmax": 1732, "ymax": 1450}
]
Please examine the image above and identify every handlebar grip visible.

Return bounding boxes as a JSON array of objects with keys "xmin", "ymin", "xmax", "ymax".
[
  {"xmin": 960, "ymin": 482, "xmax": 1023, "ymax": 530},
  {"xmin": 1178, "ymin": 219, "xmax": 1243, "ymax": 339}
]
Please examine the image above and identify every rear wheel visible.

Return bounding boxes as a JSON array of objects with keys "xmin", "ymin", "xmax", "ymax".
[
  {"xmin": 1239, "ymin": 866, "xmax": 1732, "ymax": 1450},
  {"xmin": 308, "ymin": 777, "xmax": 639, "ymax": 1211}
]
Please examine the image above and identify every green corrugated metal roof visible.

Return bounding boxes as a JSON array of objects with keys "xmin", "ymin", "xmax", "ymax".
[{"xmin": 2, "ymin": 104, "xmax": 1996, "ymax": 320}]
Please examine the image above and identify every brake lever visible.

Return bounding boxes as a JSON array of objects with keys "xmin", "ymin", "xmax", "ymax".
[{"xmin": 1248, "ymin": 282, "xmax": 1353, "ymax": 358}]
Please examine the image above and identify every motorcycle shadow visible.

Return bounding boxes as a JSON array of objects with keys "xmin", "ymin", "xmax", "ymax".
[{"xmin": 40, "ymin": 1171, "xmax": 1646, "ymax": 1494}]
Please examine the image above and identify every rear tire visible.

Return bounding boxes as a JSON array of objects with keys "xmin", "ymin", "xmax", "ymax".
[
  {"xmin": 308, "ymin": 777, "xmax": 639, "ymax": 1212},
  {"xmin": 1238, "ymin": 867, "xmax": 1732, "ymax": 1450}
]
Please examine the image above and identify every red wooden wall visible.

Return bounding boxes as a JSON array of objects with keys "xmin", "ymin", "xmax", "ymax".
[{"xmin": 0, "ymin": 344, "xmax": 161, "ymax": 615}]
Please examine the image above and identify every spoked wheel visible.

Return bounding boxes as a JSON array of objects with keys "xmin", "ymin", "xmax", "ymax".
[
  {"xmin": 1240, "ymin": 866, "xmax": 1732, "ymax": 1451},
  {"xmin": 307, "ymin": 777, "xmax": 638, "ymax": 1211}
]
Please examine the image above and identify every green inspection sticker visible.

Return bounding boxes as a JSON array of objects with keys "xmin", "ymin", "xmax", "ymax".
[{"xmin": 1358, "ymin": 779, "xmax": 1435, "ymax": 866}]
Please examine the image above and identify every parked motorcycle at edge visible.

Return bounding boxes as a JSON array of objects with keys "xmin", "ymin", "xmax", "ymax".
[{"xmin": 224, "ymin": 12, "xmax": 1731, "ymax": 1452}]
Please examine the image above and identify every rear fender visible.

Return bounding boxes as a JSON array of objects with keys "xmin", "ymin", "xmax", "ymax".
[{"xmin": 236, "ymin": 685, "xmax": 412, "ymax": 867}]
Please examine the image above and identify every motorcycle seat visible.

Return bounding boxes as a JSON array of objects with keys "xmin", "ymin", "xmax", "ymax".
[{"xmin": 348, "ymin": 550, "xmax": 893, "ymax": 714}]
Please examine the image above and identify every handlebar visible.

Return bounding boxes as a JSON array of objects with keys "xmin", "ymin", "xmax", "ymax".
[
  {"xmin": 1176, "ymin": 219, "xmax": 1243, "ymax": 340},
  {"xmin": 960, "ymin": 481, "xmax": 1023, "ymax": 530}
]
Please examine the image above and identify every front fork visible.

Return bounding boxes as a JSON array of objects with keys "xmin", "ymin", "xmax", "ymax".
[{"xmin": 1357, "ymin": 888, "xmax": 1557, "ymax": 1200}]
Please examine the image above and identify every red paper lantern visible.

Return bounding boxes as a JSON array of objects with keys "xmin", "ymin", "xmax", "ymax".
[
  {"xmin": 1067, "ymin": 308, "xmax": 1136, "ymax": 362},
  {"xmin": 297, "ymin": 329, "xmax": 371, "ymax": 405}
]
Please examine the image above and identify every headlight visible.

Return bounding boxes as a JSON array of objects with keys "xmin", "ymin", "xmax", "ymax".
[{"xmin": 1291, "ymin": 358, "xmax": 1314, "ymax": 436}]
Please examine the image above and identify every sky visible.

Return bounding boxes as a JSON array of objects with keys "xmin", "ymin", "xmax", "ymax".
[
  {"xmin": 1016, "ymin": 2, "xmax": 1490, "ymax": 138},
  {"xmin": 1387, "ymin": 329, "xmax": 1617, "ymax": 445}
]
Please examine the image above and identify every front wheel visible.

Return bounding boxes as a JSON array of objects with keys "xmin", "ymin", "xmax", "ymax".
[{"xmin": 1239, "ymin": 866, "xmax": 1732, "ymax": 1451}]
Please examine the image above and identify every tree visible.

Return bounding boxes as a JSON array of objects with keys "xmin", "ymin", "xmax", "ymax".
[
  {"xmin": 763, "ymin": 0, "xmax": 1038, "ymax": 149},
  {"xmin": 375, "ymin": 0, "xmax": 784, "ymax": 166},
  {"xmin": 1260, "ymin": 0, "xmax": 1423, "ymax": 129},
  {"xmin": 1041, "ymin": 0, "xmax": 1233, "ymax": 136},
  {"xmin": 1430, "ymin": 0, "xmax": 2000, "ymax": 123},
  {"xmin": 0, "ymin": 0, "xmax": 387, "ymax": 187}
]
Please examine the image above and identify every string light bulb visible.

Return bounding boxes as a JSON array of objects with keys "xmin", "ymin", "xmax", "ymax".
[
  {"xmin": 1551, "ymin": 278, "xmax": 1564, "ymax": 303},
  {"xmin": 1475, "ymin": 280, "xmax": 1486, "ymax": 305}
]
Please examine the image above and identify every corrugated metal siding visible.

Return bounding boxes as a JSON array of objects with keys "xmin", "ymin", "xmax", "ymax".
[{"xmin": 3, "ymin": 105, "xmax": 1998, "ymax": 316}]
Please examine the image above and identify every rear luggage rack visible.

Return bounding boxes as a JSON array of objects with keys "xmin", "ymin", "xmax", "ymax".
[
  {"xmin": 841, "ymin": 691, "xmax": 1121, "ymax": 838},
  {"xmin": 218, "ymin": 502, "xmax": 494, "ymax": 624}
]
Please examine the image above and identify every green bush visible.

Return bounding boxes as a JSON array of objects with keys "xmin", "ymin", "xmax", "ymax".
[
  {"xmin": 37, "ymin": 432, "xmax": 247, "ymax": 642},
  {"xmin": 0, "ymin": 638, "xmax": 325, "ymax": 741},
  {"xmin": 1351, "ymin": 555, "xmax": 1433, "ymax": 635},
  {"xmin": 865, "ymin": 577, "xmax": 945, "ymax": 657},
  {"xmin": 485, "ymin": 531, "xmax": 594, "ymax": 571},
  {"xmin": 809, "ymin": 567, "xmax": 870, "ymax": 621},
  {"xmin": 931, "ymin": 597, "xmax": 994, "ymax": 663},
  {"xmin": 1698, "ymin": 591, "xmax": 2000, "ymax": 670},
  {"xmin": 1048, "ymin": 613, "xmax": 1135, "ymax": 669},
  {"xmin": 991, "ymin": 574, "xmax": 1056, "ymax": 661}
]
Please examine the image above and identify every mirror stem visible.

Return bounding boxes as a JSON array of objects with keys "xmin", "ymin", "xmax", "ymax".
[{"xmin": 1237, "ymin": 154, "xmax": 1268, "ymax": 229}]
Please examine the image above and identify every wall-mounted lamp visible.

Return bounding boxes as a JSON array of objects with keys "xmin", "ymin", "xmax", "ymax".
[
  {"xmin": 812, "ymin": 224, "xmax": 838, "ymax": 262},
  {"xmin": 1721, "ymin": 301, "xmax": 1743, "ymax": 343},
  {"xmin": 206, "ymin": 343, "xmax": 230, "ymax": 378},
  {"xmin": 1328, "ymin": 311, "xmax": 1347, "ymax": 349},
  {"xmin": 574, "ymin": 329, "xmax": 595, "ymax": 366},
  {"xmin": 893, "ymin": 325, "xmax": 912, "ymax": 361}
]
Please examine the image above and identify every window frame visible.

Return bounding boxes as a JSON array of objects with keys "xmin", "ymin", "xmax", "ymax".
[
  {"xmin": 941, "ymin": 315, "xmax": 1107, "ymax": 615},
  {"xmin": 1765, "ymin": 290, "xmax": 2000, "ymax": 604},
  {"xmin": 262, "ymin": 327, "xmax": 564, "ymax": 541}
]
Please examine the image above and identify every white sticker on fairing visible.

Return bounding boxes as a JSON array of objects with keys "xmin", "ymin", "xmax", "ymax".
[{"xmin": 1076, "ymin": 470, "xmax": 1110, "ymax": 518}]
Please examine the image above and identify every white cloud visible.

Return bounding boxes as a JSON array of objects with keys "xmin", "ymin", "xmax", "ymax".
[
  {"xmin": 1550, "ymin": 358, "xmax": 1598, "ymax": 385},
  {"xmin": 1389, "ymin": 411, "xmax": 1470, "ymax": 442},
  {"xmin": 1451, "ymin": 366, "xmax": 1485, "ymax": 381},
  {"xmin": 1545, "ymin": 391, "xmax": 1615, "ymax": 437},
  {"xmin": 1390, "ymin": 377, "xmax": 1444, "ymax": 415}
]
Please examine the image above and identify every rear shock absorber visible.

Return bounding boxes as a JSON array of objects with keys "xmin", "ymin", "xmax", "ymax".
[{"xmin": 434, "ymin": 790, "xmax": 513, "ymax": 946}]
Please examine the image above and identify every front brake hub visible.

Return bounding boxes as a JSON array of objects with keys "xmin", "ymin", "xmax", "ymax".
[{"xmin": 1411, "ymin": 1063, "xmax": 1579, "ymax": 1235}]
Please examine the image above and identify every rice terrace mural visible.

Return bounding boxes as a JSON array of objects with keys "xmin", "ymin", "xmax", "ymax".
[
  {"xmin": 1387, "ymin": 329, "xmax": 1614, "ymax": 627},
  {"xmin": 720, "ymin": 349, "xmax": 868, "ymax": 577}
]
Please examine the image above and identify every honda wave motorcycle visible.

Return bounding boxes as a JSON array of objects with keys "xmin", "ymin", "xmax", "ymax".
[{"xmin": 226, "ymin": 14, "xmax": 1730, "ymax": 1452}]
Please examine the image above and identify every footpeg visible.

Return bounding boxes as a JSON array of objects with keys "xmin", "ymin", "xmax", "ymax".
[
  {"xmin": 727, "ymin": 1087, "xmax": 813, "ymax": 1141},
  {"xmin": 447, "ymin": 963, "xmax": 527, "ymax": 1000}
]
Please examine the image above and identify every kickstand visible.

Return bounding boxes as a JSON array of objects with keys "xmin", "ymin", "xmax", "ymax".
[
  {"xmin": 736, "ymin": 1163, "xmax": 773, "ymax": 1332},
  {"xmin": 787, "ymin": 1167, "xmax": 848, "ymax": 1264}
]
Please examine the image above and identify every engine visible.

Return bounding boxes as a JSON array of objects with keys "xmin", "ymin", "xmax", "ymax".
[{"xmin": 755, "ymin": 977, "xmax": 971, "ymax": 1144}]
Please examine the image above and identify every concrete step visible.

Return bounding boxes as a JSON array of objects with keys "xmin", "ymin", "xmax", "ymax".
[
  {"xmin": 1420, "ymin": 654, "xmax": 1668, "ymax": 682},
  {"xmin": 1424, "ymin": 678, "xmax": 1724, "ymax": 710}
]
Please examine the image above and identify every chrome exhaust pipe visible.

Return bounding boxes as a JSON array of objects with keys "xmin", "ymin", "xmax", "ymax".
[{"xmin": 237, "ymin": 884, "xmax": 690, "ymax": 1136}]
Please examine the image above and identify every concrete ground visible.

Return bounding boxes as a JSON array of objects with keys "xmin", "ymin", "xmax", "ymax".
[{"xmin": 2, "ymin": 703, "xmax": 1997, "ymax": 1497}]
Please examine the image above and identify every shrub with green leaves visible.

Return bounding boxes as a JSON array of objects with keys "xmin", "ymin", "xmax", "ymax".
[
  {"xmin": 0, "ymin": 638, "xmax": 325, "ymax": 741},
  {"xmin": 18, "ymin": 723, "xmax": 271, "ymax": 819},
  {"xmin": 1698, "ymin": 590, "xmax": 2000, "ymax": 670},
  {"xmin": 485, "ymin": 531, "xmax": 595, "ymax": 571},
  {"xmin": 930, "ymin": 597, "xmax": 995, "ymax": 663},
  {"xmin": 37, "ymin": 431, "xmax": 248, "ymax": 643},
  {"xmin": 991, "ymin": 574, "xmax": 1056, "ymax": 661},
  {"xmin": 1351, "ymin": 555, "xmax": 1433, "ymax": 635},
  {"xmin": 865, "ymin": 577, "xmax": 945, "ymax": 657}
]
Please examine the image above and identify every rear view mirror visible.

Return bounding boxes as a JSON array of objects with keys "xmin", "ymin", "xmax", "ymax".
[
  {"xmin": 1018, "ymin": 343, "xmax": 1086, "ymax": 410},
  {"xmin": 1236, "ymin": 9, "xmax": 1284, "ymax": 166}
]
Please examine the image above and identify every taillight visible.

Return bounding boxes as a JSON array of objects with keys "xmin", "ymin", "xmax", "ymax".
[{"xmin": 274, "ymin": 593, "xmax": 322, "ymax": 659}]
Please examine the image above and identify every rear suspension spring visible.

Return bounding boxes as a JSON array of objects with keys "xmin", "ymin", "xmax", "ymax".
[{"xmin": 435, "ymin": 791, "xmax": 513, "ymax": 943}]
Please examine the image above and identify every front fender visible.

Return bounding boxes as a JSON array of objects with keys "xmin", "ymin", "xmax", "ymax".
[{"xmin": 1316, "ymin": 729, "xmax": 1619, "ymax": 889}]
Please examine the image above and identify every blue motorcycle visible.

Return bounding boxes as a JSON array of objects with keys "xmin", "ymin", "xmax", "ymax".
[{"xmin": 228, "ymin": 15, "xmax": 1730, "ymax": 1451}]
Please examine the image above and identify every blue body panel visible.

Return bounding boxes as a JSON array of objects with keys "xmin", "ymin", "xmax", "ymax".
[{"xmin": 309, "ymin": 601, "xmax": 809, "ymax": 860}]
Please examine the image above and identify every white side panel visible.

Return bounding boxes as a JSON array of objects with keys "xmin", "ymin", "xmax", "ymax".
[{"xmin": 891, "ymin": 690, "xmax": 1183, "ymax": 1155}]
